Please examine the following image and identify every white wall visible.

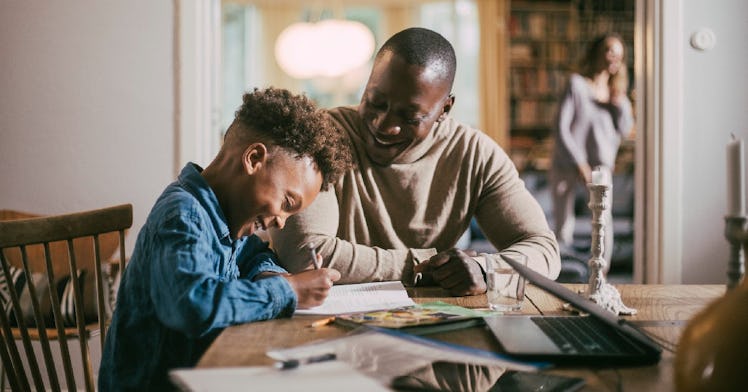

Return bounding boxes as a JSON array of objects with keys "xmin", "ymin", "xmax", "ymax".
[
  {"xmin": 680, "ymin": 0, "xmax": 748, "ymax": 283},
  {"xmin": 0, "ymin": 0, "xmax": 175, "ymax": 251}
]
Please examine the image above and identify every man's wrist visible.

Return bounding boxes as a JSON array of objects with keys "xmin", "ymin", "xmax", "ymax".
[
  {"xmin": 471, "ymin": 255, "xmax": 488, "ymax": 282},
  {"xmin": 409, "ymin": 248, "xmax": 438, "ymax": 286}
]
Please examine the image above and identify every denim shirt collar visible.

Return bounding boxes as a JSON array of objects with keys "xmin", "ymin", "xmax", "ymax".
[{"xmin": 177, "ymin": 163, "xmax": 231, "ymax": 242}]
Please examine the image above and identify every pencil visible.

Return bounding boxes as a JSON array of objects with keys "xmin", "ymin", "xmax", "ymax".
[
  {"xmin": 308, "ymin": 242, "xmax": 320, "ymax": 270},
  {"xmin": 275, "ymin": 352, "xmax": 336, "ymax": 370},
  {"xmin": 309, "ymin": 316, "xmax": 335, "ymax": 328}
]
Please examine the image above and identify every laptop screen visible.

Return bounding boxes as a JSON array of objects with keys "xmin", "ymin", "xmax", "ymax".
[{"xmin": 502, "ymin": 255, "xmax": 661, "ymax": 353}]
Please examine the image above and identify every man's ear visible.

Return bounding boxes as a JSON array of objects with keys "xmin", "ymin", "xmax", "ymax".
[
  {"xmin": 242, "ymin": 143, "xmax": 268, "ymax": 175},
  {"xmin": 438, "ymin": 93, "xmax": 455, "ymax": 122}
]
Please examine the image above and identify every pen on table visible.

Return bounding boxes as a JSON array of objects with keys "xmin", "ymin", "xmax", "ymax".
[
  {"xmin": 275, "ymin": 352, "xmax": 337, "ymax": 370},
  {"xmin": 308, "ymin": 316, "xmax": 335, "ymax": 328},
  {"xmin": 308, "ymin": 242, "xmax": 320, "ymax": 270}
]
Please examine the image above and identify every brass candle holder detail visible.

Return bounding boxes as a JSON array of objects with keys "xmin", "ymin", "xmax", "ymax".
[{"xmin": 724, "ymin": 215, "xmax": 747, "ymax": 289}]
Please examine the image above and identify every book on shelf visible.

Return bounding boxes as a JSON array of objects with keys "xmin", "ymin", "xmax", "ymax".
[{"xmin": 333, "ymin": 301, "xmax": 491, "ymax": 335}]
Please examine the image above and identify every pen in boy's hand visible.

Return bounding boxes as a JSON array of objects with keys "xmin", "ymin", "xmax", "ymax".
[
  {"xmin": 308, "ymin": 242, "xmax": 319, "ymax": 270},
  {"xmin": 275, "ymin": 352, "xmax": 336, "ymax": 370}
]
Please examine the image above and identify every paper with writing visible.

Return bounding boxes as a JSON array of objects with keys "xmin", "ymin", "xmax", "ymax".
[{"xmin": 294, "ymin": 281, "xmax": 416, "ymax": 315}]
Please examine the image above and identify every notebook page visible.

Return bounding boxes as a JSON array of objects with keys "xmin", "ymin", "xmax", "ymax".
[{"xmin": 294, "ymin": 281, "xmax": 416, "ymax": 315}]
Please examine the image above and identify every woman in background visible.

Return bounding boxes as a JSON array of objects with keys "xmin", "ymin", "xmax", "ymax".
[{"xmin": 549, "ymin": 33, "xmax": 633, "ymax": 270}]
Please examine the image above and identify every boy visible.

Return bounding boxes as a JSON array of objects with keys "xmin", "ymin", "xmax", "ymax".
[{"xmin": 99, "ymin": 87, "xmax": 352, "ymax": 391}]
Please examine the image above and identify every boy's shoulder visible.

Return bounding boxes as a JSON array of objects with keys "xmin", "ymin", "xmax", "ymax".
[{"xmin": 144, "ymin": 185, "xmax": 214, "ymax": 235}]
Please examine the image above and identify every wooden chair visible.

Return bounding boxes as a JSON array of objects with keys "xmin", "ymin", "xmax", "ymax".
[{"xmin": 0, "ymin": 204, "xmax": 132, "ymax": 392}]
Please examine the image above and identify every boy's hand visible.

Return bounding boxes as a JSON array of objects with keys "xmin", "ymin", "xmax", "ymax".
[
  {"xmin": 415, "ymin": 248, "xmax": 486, "ymax": 296},
  {"xmin": 284, "ymin": 268, "xmax": 341, "ymax": 309}
]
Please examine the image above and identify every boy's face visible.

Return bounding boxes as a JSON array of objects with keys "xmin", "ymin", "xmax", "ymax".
[{"xmin": 232, "ymin": 147, "xmax": 322, "ymax": 239}]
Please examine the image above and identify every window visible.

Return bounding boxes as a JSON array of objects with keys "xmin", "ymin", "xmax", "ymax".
[{"xmin": 220, "ymin": 1, "xmax": 479, "ymax": 132}]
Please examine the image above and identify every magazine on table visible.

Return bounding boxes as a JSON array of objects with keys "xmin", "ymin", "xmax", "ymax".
[{"xmin": 333, "ymin": 301, "xmax": 491, "ymax": 335}]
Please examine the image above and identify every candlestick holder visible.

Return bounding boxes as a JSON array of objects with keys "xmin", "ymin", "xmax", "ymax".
[
  {"xmin": 724, "ymin": 215, "xmax": 747, "ymax": 290},
  {"xmin": 586, "ymin": 182, "xmax": 637, "ymax": 315}
]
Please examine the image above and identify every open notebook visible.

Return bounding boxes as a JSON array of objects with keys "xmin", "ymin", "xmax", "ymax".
[{"xmin": 294, "ymin": 281, "xmax": 415, "ymax": 315}]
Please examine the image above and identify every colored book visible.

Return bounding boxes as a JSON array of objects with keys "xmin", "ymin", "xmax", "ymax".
[{"xmin": 333, "ymin": 301, "xmax": 492, "ymax": 335}]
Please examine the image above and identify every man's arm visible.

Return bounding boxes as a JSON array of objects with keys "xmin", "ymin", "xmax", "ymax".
[
  {"xmin": 472, "ymin": 151, "xmax": 561, "ymax": 280},
  {"xmin": 417, "ymin": 135, "xmax": 561, "ymax": 295},
  {"xmin": 269, "ymin": 189, "xmax": 437, "ymax": 285}
]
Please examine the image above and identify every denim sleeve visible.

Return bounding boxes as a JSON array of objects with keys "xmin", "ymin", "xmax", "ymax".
[
  {"xmin": 235, "ymin": 236, "xmax": 288, "ymax": 279},
  {"xmin": 149, "ymin": 210, "xmax": 297, "ymax": 338}
]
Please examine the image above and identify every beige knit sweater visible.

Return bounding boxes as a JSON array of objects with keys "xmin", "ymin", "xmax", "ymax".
[{"xmin": 270, "ymin": 106, "xmax": 560, "ymax": 285}]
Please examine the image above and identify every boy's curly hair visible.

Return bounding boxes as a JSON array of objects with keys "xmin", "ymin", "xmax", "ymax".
[{"xmin": 231, "ymin": 87, "xmax": 352, "ymax": 191}]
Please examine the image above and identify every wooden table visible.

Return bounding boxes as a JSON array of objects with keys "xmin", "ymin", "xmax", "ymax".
[{"xmin": 197, "ymin": 284, "xmax": 724, "ymax": 391}]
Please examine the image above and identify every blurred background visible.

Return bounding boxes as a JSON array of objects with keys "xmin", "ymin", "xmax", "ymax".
[
  {"xmin": 217, "ymin": 0, "xmax": 635, "ymax": 282},
  {"xmin": 2, "ymin": 0, "xmax": 746, "ymax": 285}
]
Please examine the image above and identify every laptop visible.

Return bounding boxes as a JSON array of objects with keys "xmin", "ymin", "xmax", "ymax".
[{"xmin": 483, "ymin": 255, "xmax": 662, "ymax": 366}]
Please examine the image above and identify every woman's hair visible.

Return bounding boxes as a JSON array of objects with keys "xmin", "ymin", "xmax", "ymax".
[
  {"xmin": 229, "ymin": 87, "xmax": 352, "ymax": 191},
  {"xmin": 580, "ymin": 33, "xmax": 628, "ymax": 97}
]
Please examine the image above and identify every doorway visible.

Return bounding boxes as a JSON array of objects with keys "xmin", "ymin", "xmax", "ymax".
[
  {"xmin": 216, "ymin": 0, "xmax": 637, "ymax": 283},
  {"xmin": 506, "ymin": 0, "xmax": 636, "ymax": 283}
]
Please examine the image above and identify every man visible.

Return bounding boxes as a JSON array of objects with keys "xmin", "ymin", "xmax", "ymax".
[
  {"xmin": 99, "ymin": 87, "xmax": 352, "ymax": 391},
  {"xmin": 270, "ymin": 28, "xmax": 560, "ymax": 296}
]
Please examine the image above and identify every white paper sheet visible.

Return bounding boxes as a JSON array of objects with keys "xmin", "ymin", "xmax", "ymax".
[
  {"xmin": 294, "ymin": 281, "xmax": 416, "ymax": 315},
  {"xmin": 267, "ymin": 328, "xmax": 542, "ymax": 384},
  {"xmin": 169, "ymin": 361, "xmax": 389, "ymax": 392}
]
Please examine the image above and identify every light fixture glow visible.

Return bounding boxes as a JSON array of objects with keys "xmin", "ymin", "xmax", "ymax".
[{"xmin": 275, "ymin": 19, "xmax": 375, "ymax": 79}]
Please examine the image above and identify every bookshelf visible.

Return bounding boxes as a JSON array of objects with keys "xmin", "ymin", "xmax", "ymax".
[{"xmin": 508, "ymin": 0, "xmax": 635, "ymax": 173}]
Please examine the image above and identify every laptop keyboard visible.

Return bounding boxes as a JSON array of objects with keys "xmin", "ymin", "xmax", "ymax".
[{"xmin": 531, "ymin": 316, "xmax": 641, "ymax": 355}]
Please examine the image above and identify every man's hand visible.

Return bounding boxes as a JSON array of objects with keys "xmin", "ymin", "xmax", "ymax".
[
  {"xmin": 414, "ymin": 248, "xmax": 486, "ymax": 296},
  {"xmin": 284, "ymin": 268, "xmax": 341, "ymax": 309}
]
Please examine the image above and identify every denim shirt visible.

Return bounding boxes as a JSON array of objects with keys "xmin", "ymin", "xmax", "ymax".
[{"xmin": 99, "ymin": 163, "xmax": 297, "ymax": 391}]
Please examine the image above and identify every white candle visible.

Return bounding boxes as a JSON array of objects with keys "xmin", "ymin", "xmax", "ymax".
[
  {"xmin": 591, "ymin": 169, "xmax": 604, "ymax": 185},
  {"xmin": 726, "ymin": 135, "xmax": 745, "ymax": 216},
  {"xmin": 591, "ymin": 166, "xmax": 610, "ymax": 186}
]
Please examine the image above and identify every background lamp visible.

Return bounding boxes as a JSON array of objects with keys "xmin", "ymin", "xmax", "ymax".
[{"xmin": 275, "ymin": 19, "xmax": 375, "ymax": 79}]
